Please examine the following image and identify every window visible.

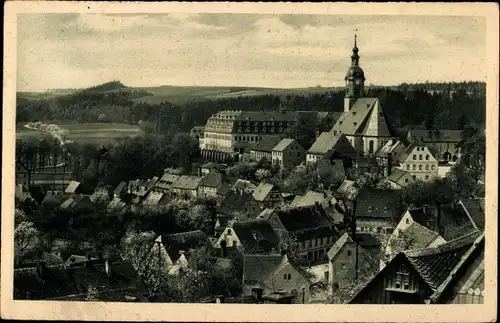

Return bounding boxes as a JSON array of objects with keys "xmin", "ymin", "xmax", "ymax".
[
  {"xmin": 403, "ymin": 281, "xmax": 410, "ymax": 290},
  {"xmin": 324, "ymin": 271, "xmax": 329, "ymax": 282},
  {"xmin": 413, "ymin": 164, "xmax": 416, "ymax": 170},
  {"xmin": 419, "ymin": 154, "xmax": 423, "ymax": 160},
  {"xmin": 283, "ymin": 273, "xmax": 291, "ymax": 280},
  {"xmin": 341, "ymin": 264, "xmax": 347, "ymax": 270},
  {"xmin": 405, "ymin": 178, "xmax": 409, "ymax": 183},
  {"xmin": 425, "ymin": 155, "xmax": 430, "ymax": 160},
  {"xmin": 368, "ymin": 206, "xmax": 372, "ymax": 212},
  {"xmin": 419, "ymin": 165, "xmax": 423, "ymax": 170},
  {"xmin": 406, "ymin": 218, "xmax": 410, "ymax": 224},
  {"xmin": 297, "ymin": 152, "xmax": 301, "ymax": 157},
  {"xmin": 425, "ymin": 175, "xmax": 429, "ymax": 180},
  {"xmin": 233, "ymin": 241, "xmax": 238, "ymax": 247},
  {"xmin": 227, "ymin": 229, "xmax": 232, "ymax": 235},
  {"xmin": 413, "ymin": 154, "xmax": 416, "ymax": 160},
  {"xmin": 431, "ymin": 165, "xmax": 436, "ymax": 170},
  {"xmin": 347, "ymin": 250, "xmax": 352, "ymax": 256},
  {"xmin": 395, "ymin": 280, "xmax": 401, "ymax": 289},
  {"xmin": 413, "ymin": 175, "xmax": 416, "ymax": 180},
  {"xmin": 369, "ymin": 140, "xmax": 374, "ymax": 153},
  {"xmin": 425, "ymin": 165, "xmax": 429, "ymax": 170},
  {"xmin": 383, "ymin": 207, "xmax": 388, "ymax": 213},
  {"xmin": 406, "ymin": 164, "xmax": 410, "ymax": 170}
]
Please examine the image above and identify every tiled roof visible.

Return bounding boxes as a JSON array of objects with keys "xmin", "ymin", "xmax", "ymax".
[
  {"xmin": 389, "ymin": 222, "xmax": 442, "ymax": 255},
  {"xmin": 290, "ymin": 191, "xmax": 325, "ymax": 207},
  {"xmin": 274, "ymin": 204, "xmax": 334, "ymax": 232},
  {"xmin": 64, "ymin": 181, "xmax": 81, "ymax": 194},
  {"xmin": 337, "ymin": 179, "xmax": 357, "ymax": 197},
  {"xmin": 327, "ymin": 232, "xmax": 352, "ymax": 260},
  {"xmin": 113, "ymin": 181, "xmax": 127, "ymax": 195},
  {"xmin": 232, "ymin": 179, "xmax": 257, "ymax": 192},
  {"xmin": 439, "ymin": 204, "xmax": 477, "ymax": 241},
  {"xmin": 242, "ymin": 254, "xmax": 284, "ymax": 283},
  {"xmin": 376, "ymin": 140, "xmax": 405, "ymax": 157},
  {"xmin": 355, "ymin": 189, "xmax": 400, "ymax": 219},
  {"xmin": 307, "ymin": 132, "xmax": 356, "ymax": 156},
  {"xmin": 232, "ymin": 219, "xmax": 280, "ymax": 253},
  {"xmin": 147, "ymin": 176, "xmax": 159, "ymax": 191},
  {"xmin": 460, "ymin": 198, "xmax": 485, "ymax": 231},
  {"xmin": 272, "ymin": 138, "xmax": 297, "ymax": 152},
  {"xmin": 331, "ymin": 98, "xmax": 384, "ymax": 135},
  {"xmin": 157, "ymin": 230, "xmax": 210, "ymax": 263},
  {"xmin": 397, "ymin": 144, "xmax": 417, "ymax": 163},
  {"xmin": 354, "ymin": 233, "xmax": 381, "ymax": 248},
  {"xmin": 143, "ymin": 191, "xmax": 164, "ymax": 206},
  {"xmin": 172, "ymin": 175, "xmax": 202, "ymax": 190},
  {"xmin": 252, "ymin": 182, "xmax": 276, "ymax": 201},
  {"xmin": 404, "ymin": 231, "xmax": 481, "ymax": 290},
  {"xmin": 107, "ymin": 197, "xmax": 127, "ymax": 212},
  {"xmin": 256, "ymin": 208, "xmax": 274, "ymax": 220},
  {"xmin": 60, "ymin": 197, "xmax": 74, "ymax": 209},
  {"xmin": 387, "ymin": 167, "xmax": 411, "ymax": 183},
  {"xmin": 155, "ymin": 173, "xmax": 180, "ymax": 190},
  {"xmin": 408, "ymin": 129, "xmax": 463, "ymax": 143},
  {"xmin": 14, "ymin": 260, "xmax": 147, "ymax": 301},
  {"xmin": 218, "ymin": 190, "xmax": 259, "ymax": 216},
  {"xmin": 199, "ymin": 172, "xmax": 222, "ymax": 188},
  {"xmin": 217, "ymin": 182, "xmax": 231, "ymax": 196},
  {"xmin": 237, "ymin": 111, "xmax": 298, "ymax": 122},
  {"xmin": 250, "ymin": 136, "xmax": 283, "ymax": 153}
]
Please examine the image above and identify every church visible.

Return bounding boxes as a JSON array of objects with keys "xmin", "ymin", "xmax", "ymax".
[{"xmin": 327, "ymin": 35, "xmax": 395, "ymax": 156}]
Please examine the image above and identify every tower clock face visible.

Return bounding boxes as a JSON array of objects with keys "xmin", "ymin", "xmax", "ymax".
[{"xmin": 355, "ymin": 79, "xmax": 362, "ymax": 85}]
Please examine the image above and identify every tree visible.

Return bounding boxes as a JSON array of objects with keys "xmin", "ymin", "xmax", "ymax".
[
  {"xmin": 14, "ymin": 221, "xmax": 40, "ymax": 256},
  {"xmin": 85, "ymin": 285, "xmax": 99, "ymax": 301},
  {"xmin": 286, "ymin": 112, "xmax": 318, "ymax": 150}
]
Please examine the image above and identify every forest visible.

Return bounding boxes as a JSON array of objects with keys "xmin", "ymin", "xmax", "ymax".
[{"xmin": 16, "ymin": 81, "xmax": 486, "ymax": 134}]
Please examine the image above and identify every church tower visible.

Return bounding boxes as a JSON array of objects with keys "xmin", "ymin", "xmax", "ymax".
[{"xmin": 344, "ymin": 33, "xmax": 366, "ymax": 112}]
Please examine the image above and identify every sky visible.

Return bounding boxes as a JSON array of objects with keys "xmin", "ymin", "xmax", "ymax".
[{"xmin": 17, "ymin": 13, "xmax": 486, "ymax": 91}]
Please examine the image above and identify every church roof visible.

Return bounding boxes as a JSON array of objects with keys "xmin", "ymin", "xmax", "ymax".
[{"xmin": 331, "ymin": 98, "xmax": 379, "ymax": 135}]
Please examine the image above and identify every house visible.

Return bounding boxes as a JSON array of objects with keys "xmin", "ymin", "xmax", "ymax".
[
  {"xmin": 375, "ymin": 140, "xmax": 407, "ymax": 176},
  {"xmin": 198, "ymin": 172, "xmax": 223, "ymax": 198},
  {"xmin": 306, "ymin": 132, "xmax": 357, "ymax": 167},
  {"xmin": 349, "ymin": 231, "xmax": 483, "ymax": 304},
  {"xmin": 171, "ymin": 175, "xmax": 202, "ymax": 199},
  {"xmin": 64, "ymin": 181, "xmax": 82, "ymax": 194},
  {"xmin": 142, "ymin": 191, "xmax": 165, "ymax": 206},
  {"xmin": 249, "ymin": 135, "xmax": 283, "ymax": 162},
  {"xmin": 135, "ymin": 177, "xmax": 159, "ymax": 199},
  {"xmin": 396, "ymin": 144, "xmax": 439, "ymax": 182},
  {"xmin": 271, "ymin": 138, "xmax": 305, "ymax": 168},
  {"xmin": 190, "ymin": 125, "xmax": 205, "ymax": 140},
  {"xmin": 214, "ymin": 219, "xmax": 280, "ymax": 255},
  {"xmin": 405, "ymin": 129, "xmax": 462, "ymax": 163},
  {"xmin": 231, "ymin": 179, "xmax": 257, "ymax": 194},
  {"xmin": 336, "ymin": 179, "xmax": 358, "ymax": 201},
  {"xmin": 290, "ymin": 190, "xmax": 326, "ymax": 208},
  {"xmin": 264, "ymin": 204, "xmax": 339, "ymax": 265},
  {"xmin": 107, "ymin": 197, "xmax": 127, "ymax": 213},
  {"xmin": 153, "ymin": 173, "xmax": 180, "ymax": 193},
  {"xmin": 199, "ymin": 162, "xmax": 227, "ymax": 176},
  {"xmin": 113, "ymin": 181, "xmax": 127, "ymax": 198},
  {"xmin": 252, "ymin": 182, "xmax": 283, "ymax": 209},
  {"xmin": 152, "ymin": 230, "xmax": 212, "ymax": 276},
  {"xmin": 242, "ymin": 254, "xmax": 313, "ymax": 303},
  {"xmin": 384, "ymin": 167, "xmax": 415, "ymax": 189},
  {"xmin": 59, "ymin": 194, "xmax": 97, "ymax": 212},
  {"xmin": 217, "ymin": 189, "xmax": 262, "ymax": 220},
  {"xmin": 354, "ymin": 233, "xmax": 382, "ymax": 265},
  {"xmin": 14, "ymin": 258, "xmax": 149, "ymax": 301},
  {"xmin": 327, "ymin": 232, "xmax": 379, "ymax": 290},
  {"xmin": 354, "ymin": 189, "xmax": 400, "ymax": 245}
]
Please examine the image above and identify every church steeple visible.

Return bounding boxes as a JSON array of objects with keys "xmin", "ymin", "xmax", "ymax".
[{"xmin": 344, "ymin": 31, "xmax": 366, "ymax": 111}]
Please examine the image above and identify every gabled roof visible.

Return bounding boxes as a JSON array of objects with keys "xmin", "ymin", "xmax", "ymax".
[
  {"xmin": 376, "ymin": 140, "xmax": 405, "ymax": 157},
  {"xmin": 404, "ymin": 231, "xmax": 482, "ymax": 290},
  {"xmin": 307, "ymin": 132, "xmax": 356, "ymax": 156},
  {"xmin": 218, "ymin": 190, "xmax": 259, "ymax": 216},
  {"xmin": 199, "ymin": 172, "xmax": 222, "ymax": 188},
  {"xmin": 331, "ymin": 98, "xmax": 379, "ymax": 135},
  {"xmin": 59, "ymin": 197, "xmax": 75, "ymax": 209},
  {"xmin": 327, "ymin": 232, "xmax": 353, "ymax": 260},
  {"xmin": 143, "ymin": 191, "xmax": 164, "ymax": 206},
  {"xmin": 232, "ymin": 179, "xmax": 257, "ymax": 192},
  {"xmin": 217, "ymin": 182, "xmax": 231, "ymax": 196},
  {"xmin": 459, "ymin": 198, "xmax": 485, "ymax": 231},
  {"xmin": 155, "ymin": 173, "xmax": 180, "ymax": 190},
  {"xmin": 337, "ymin": 179, "xmax": 357, "ymax": 197},
  {"xmin": 157, "ymin": 230, "xmax": 210, "ymax": 263},
  {"xmin": 272, "ymin": 138, "xmax": 298, "ymax": 152},
  {"xmin": 250, "ymin": 136, "xmax": 283, "ymax": 153},
  {"xmin": 290, "ymin": 191, "xmax": 325, "ymax": 207},
  {"xmin": 232, "ymin": 219, "xmax": 280, "ymax": 253},
  {"xmin": 387, "ymin": 167, "xmax": 412, "ymax": 183},
  {"xmin": 252, "ymin": 182, "xmax": 276, "ymax": 201},
  {"xmin": 256, "ymin": 208, "xmax": 274, "ymax": 220},
  {"xmin": 113, "ymin": 181, "xmax": 127, "ymax": 195},
  {"xmin": 354, "ymin": 233, "xmax": 381, "ymax": 248},
  {"xmin": 389, "ymin": 222, "xmax": 442, "ymax": 255},
  {"xmin": 242, "ymin": 254, "xmax": 284, "ymax": 283},
  {"xmin": 355, "ymin": 189, "xmax": 400, "ymax": 219},
  {"xmin": 65, "ymin": 181, "xmax": 81, "ymax": 194},
  {"xmin": 408, "ymin": 129, "xmax": 462, "ymax": 143},
  {"xmin": 107, "ymin": 197, "xmax": 127, "ymax": 212},
  {"xmin": 172, "ymin": 176, "xmax": 202, "ymax": 190}
]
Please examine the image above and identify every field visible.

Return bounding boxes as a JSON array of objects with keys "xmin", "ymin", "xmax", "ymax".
[{"xmin": 16, "ymin": 123, "xmax": 142, "ymax": 145}]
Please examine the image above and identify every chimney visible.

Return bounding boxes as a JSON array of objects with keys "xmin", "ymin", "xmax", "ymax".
[
  {"xmin": 220, "ymin": 239, "xmax": 227, "ymax": 258},
  {"xmin": 36, "ymin": 261, "xmax": 46, "ymax": 278},
  {"xmin": 105, "ymin": 258, "xmax": 111, "ymax": 276}
]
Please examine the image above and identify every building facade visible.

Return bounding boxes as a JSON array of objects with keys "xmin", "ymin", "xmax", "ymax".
[
  {"xmin": 271, "ymin": 138, "xmax": 305, "ymax": 168},
  {"xmin": 397, "ymin": 145, "xmax": 439, "ymax": 181}
]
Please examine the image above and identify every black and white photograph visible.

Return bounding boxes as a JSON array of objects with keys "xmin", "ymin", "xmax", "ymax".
[{"xmin": 2, "ymin": 2, "xmax": 498, "ymax": 322}]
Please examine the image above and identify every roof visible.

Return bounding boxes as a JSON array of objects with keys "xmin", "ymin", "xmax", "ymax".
[
  {"xmin": 460, "ymin": 198, "xmax": 485, "ymax": 231},
  {"xmin": 199, "ymin": 172, "xmax": 222, "ymax": 188},
  {"xmin": 242, "ymin": 254, "xmax": 284, "ymax": 282},
  {"xmin": 376, "ymin": 140, "xmax": 405, "ymax": 157},
  {"xmin": 354, "ymin": 233, "xmax": 381, "ymax": 248},
  {"xmin": 232, "ymin": 179, "xmax": 257, "ymax": 192},
  {"xmin": 439, "ymin": 204, "xmax": 477, "ymax": 241},
  {"xmin": 218, "ymin": 190, "xmax": 259, "ymax": 216},
  {"xmin": 157, "ymin": 230, "xmax": 210, "ymax": 263},
  {"xmin": 65, "ymin": 181, "xmax": 80, "ymax": 194},
  {"xmin": 387, "ymin": 167, "xmax": 411, "ymax": 183},
  {"xmin": 107, "ymin": 197, "xmax": 127, "ymax": 212},
  {"xmin": 408, "ymin": 129, "xmax": 462, "ymax": 143},
  {"xmin": 14, "ymin": 260, "xmax": 148, "ymax": 301},
  {"xmin": 307, "ymin": 132, "xmax": 356, "ymax": 155},
  {"xmin": 273, "ymin": 204, "xmax": 334, "ymax": 232},
  {"xmin": 327, "ymin": 232, "xmax": 353, "ymax": 260},
  {"xmin": 232, "ymin": 219, "xmax": 280, "ymax": 253},
  {"xmin": 337, "ymin": 179, "xmax": 356, "ymax": 196},
  {"xmin": 290, "ymin": 191, "xmax": 325, "ymax": 207},
  {"xmin": 172, "ymin": 175, "xmax": 202, "ymax": 190},
  {"xmin": 59, "ymin": 197, "xmax": 74, "ymax": 209},
  {"xmin": 155, "ymin": 173, "xmax": 180, "ymax": 190},
  {"xmin": 252, "ymin": 182, "xmax": 276, "ymax": 201},
  {"xmin": 256, "ymin": 208, "xmax": 274, "ymax": 220},
  {"xmin": 143, "ymin": 191, "xmax": 164, "ymax": 206},
  {"xmin": 404, "ymin": 231, "xmax": 482, "ymax": 290},
  {"xmin": 217, "ymin": 182, "xmax": 231, "ymax": 196},
  {"xmin": 272, "ymin": 138, "xmax": 297, "ymax": 152},
  {"xmin": 250, "ymin": 136, "xmax": 283, "ymax": 153},
  {"xmin": 389, "ymin": 222, "xmax": 442, "ymax": 255},
  {"xmin": 355, "ymin": 189, "xmax": 400, "ymax": 219},
  {"xmin": 113, "ymin": 181, "xmax": 127, "ymax": 195}
]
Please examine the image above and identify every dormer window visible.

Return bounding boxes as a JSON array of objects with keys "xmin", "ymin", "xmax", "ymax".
[
  {"xmin": 353, "ymin": 122, "xmax": 358, "ymax": 126},
  {"xmin": 368, "ymin": 206, "xmax": 372, "ymax": 212},
  {"xmin": 384, "ymin": 207, "xmax": 388, "ymax": 213},
  {"xmin": 352, "ymin": 111, "xmax": 357, "ymax": 116}
]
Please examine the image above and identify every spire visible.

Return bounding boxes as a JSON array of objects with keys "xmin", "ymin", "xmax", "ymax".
[{"xmin": 351, "ymin": 30, "xmax": 360, "ymax": 66}]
